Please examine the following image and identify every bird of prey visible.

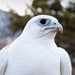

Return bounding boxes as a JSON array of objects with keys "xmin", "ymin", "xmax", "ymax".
[{"xmin": 0, "ymin": 15, "xmax": 72, "ymax": 75}]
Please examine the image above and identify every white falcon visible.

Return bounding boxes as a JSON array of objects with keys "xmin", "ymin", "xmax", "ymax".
[{"xmin": 0, "ymin": 15, "xmax": 72, "ymax": 75}]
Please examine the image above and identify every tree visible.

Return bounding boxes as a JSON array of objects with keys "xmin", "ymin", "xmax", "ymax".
[
  {"xmin": 50, "ymin": 0, "xmax": 62, "ymax": 12},
  {"xmin": 9, "ymin": 9, "xmax": 31, "ymax": 32},
  {"xmin": 67, "ymin": 1, "xmax": 75, "ymax": 13}
]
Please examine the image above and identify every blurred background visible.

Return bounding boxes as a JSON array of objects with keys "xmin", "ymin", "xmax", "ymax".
[{"xmin": 0, "ymin": 0, "xmax": 75, "ymax": 74}]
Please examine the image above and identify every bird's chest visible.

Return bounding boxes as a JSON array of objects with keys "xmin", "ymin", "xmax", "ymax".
[{"xmin": 6, "ymin": 44, "xmax": 60, "ymax": 75}]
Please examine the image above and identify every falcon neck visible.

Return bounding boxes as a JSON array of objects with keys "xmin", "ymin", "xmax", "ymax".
[
  {"xmin": 36, "ymin": 34, "xmax": 56, "ymax": 45},
  {"xmin": 21, "ymin": 32, "xmax": 56, "ymax": 45}
]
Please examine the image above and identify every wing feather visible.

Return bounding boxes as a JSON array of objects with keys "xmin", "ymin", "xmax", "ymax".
[
  {"xmin": 0, "ymin": 46, "xmax": 8, "ymax": 75},
  {"xmin": 59, "ymin": 47, "xmax": 72, "ymax": 75}
]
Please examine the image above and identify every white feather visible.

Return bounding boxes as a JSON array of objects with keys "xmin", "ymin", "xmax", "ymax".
[{"xmin": 0, "ymin": 15, "xmax": 72, "ymax": 75}]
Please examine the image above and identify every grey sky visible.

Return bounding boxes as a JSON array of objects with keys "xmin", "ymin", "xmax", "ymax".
[{"xmin": 0, "ymin": 0, "xmax": 73, "ymax": 16}]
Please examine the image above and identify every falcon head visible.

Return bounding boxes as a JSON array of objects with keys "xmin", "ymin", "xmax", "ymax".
[{"xmin": 22, "ymin": 15, "xmax": 63, "ymax": 39}]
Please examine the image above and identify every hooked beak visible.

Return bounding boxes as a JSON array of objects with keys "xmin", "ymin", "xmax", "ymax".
[
  {"xmin": 44, "ymin": 24, "xmax": 63, "ymax": 34},
  {"xmin": 55, "ymin": 26, "xmax": 63, "ymax": 34}
]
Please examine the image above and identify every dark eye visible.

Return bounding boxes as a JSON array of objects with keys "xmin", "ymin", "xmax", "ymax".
[
  {"xmin": 40, "ymin": 19, "xmax": 47, "ymax": 24},
  {"xmin": 54, "ymin": 23, "xmax": 56, "ymax": 25},
  {"xmin": 37, "ymin": 18, "xmax": 50, "ymax": 26}
]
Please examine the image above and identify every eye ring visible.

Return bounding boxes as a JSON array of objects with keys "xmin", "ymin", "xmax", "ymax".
[{"xmin": 38, "ymin": 18, "xmax": 50, "ymax": 26}]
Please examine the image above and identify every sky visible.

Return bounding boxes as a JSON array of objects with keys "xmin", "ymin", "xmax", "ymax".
[
  {"xmin": 0, "ymin": 0, "xmax": 73, "ymax": 16},
  {"xmin": 0, "ymin": 0, "xmax": 33, "ymax": 16}
]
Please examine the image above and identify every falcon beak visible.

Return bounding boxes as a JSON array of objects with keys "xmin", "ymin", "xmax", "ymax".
[
  {"xmin": 55, "ymin": 25, "xmax": 63, "ymax": 34},
  {"xmin": 44, "ymin": 24, "xmax": 63, "ymax": 34}
]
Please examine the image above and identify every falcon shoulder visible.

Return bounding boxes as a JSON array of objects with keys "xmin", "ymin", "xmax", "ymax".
[{"xmin": 59, "ymin": 47, "xmax": 72, "ymax": 75}]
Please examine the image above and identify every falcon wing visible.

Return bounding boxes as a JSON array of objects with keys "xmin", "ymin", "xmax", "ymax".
[
  {"xmin": 0, "ymin": 46, "xmax": 8, "ymax": 75},
  {"xmin": 59, "ymin": 47, "xmax": 72, "ymax": 75}
]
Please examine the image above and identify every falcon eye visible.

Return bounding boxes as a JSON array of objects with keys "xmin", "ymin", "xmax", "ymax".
[
  {"xmin": 37, "ymin": 18, "xmax": 50, "ymax": 26},
  {"xmin": 54, "ymin": 23, "xmax": 56, "ymax": 25},
  {"xmin": 40, "ymin": 19, "xmax": 47, "ymax": 25}
]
